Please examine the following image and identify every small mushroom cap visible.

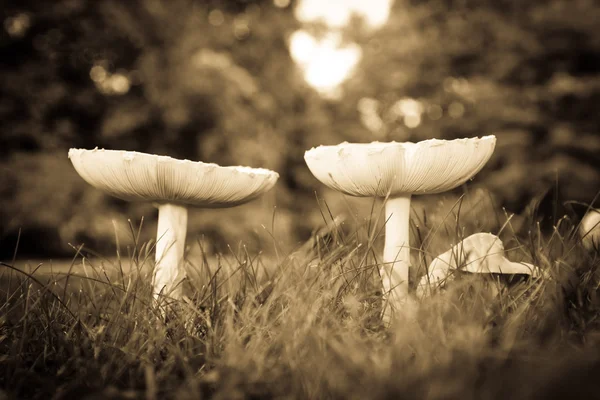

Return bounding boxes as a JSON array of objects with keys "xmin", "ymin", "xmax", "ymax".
[
  {"xmin": 417, "ymin": 233, "xmax": 544, "ymax": 296},
  {"xmin": 580, "ymin": 208, "xmax": 600, "ymax": 250},
  {"xmin": 69, "ymin": 148, "xmax": 279, "ymax": 208},
  {"xmin": 304, "ymin": 136, "xmax": 496, "ymax": 197}
]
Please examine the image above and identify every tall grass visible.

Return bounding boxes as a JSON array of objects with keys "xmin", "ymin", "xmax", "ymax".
[{"xmin": 1, "ymin": 196, "xmax": 600, "ymax": 400}]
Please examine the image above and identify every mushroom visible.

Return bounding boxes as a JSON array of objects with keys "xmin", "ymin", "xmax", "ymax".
[
  {"xmin": 68, "ymin": 148, "xmax": 279, "ymax": 300},
  {"xmin": 304, "ymin": 136, "xmax": 496, "ymax": 322},
  {"xmin": 416, "ymin": 233, "xmax": 544, "ymax": 297},
  {"xmin": 580, "ymin": 208, "xmax": 600, "ymax": 251}
]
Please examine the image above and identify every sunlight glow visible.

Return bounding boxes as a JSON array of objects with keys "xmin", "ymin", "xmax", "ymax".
[
  {"xmin": 290, "ymin": 31, "xmax": 361, "ymax": 98},
  {"xmin": 4, "ymin": 13, "xmax": 31, "ymax": 38},
  {"xmin": 357, "ymin": 97, "xmax": 384, "ymax": 135},
  {"xmin": 390, "ymin": 98, "xmax": 424, "ymax": 128},
  {"xmin": 295, "ymin": 0, "xmax": 393, "ymax": 29},
  {"xmin": 273, "ymin": 0, "xmax": 291, "ymax": 8},
  {"xmin": 289, "ymin": 0, "xmax": 393, "ymax": 98},
  {"xmin": 90, "ymin": 64, "xmax": 131, "ymax": 96},
  {"xmin": 208, "ymin": 9, "xmax": 225, "ymax": 26},
  {"xmin": 448, "ymin": 102, "xmax": 466, "ymax": 119}
]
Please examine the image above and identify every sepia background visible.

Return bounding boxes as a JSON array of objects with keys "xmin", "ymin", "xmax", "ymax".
[{"xmin": 1, "ymin": 0, "xmax": 599, "ymax": 259}]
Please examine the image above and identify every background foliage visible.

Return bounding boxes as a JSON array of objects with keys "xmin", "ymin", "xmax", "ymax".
[{"xmin": 1, "ymin": 0, "xmax": 599, "ymax": 257}]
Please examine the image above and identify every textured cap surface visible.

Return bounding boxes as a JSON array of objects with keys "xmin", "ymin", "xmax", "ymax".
[
  {"xmin": 69, "ymin": 148, "xmax": 279, "ymax": 207},
  {"xmin": 304, "ymin": 136, "xmax": 496, "ymax": 197}
]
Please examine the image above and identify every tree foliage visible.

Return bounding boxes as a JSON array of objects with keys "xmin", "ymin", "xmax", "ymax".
[
  {"xmin": 0, "ymin": 0, "xmax": 335, "ymax": 257},
  {"xmin": 338, "ymin": 0, "xmax": 600, "ymax": 212},
  {"xmin": 1, "ymin": 0, "xmax": 599, "ymax": 256}
]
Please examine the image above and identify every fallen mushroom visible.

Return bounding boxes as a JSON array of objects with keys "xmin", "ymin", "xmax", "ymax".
[
  {"xmin": 417, "ymin": 232, "xmax": 544, "ymax": 297},
  {"xmin": 68, "ymin": 148, "xmax": 279, "ymax": 300},
  {"xmin": 580, "ymin": 208, "xmax": 600, "ymax": 251},
  {"xmin": 304, "ymin": 136, "xmax": 496, "ymax": 322}
]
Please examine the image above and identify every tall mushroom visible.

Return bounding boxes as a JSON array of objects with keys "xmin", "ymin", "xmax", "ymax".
[
  {"xmin": 68, "ymin": 148, "xmax": 279, "ymax": 300},
  {"xmin": 304, "ymin": 136, "xmax": 496, "ymax": 322}
]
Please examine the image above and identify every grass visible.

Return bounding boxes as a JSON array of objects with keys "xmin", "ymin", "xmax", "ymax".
[{"xmin": 1, "ymin": 195, "xmax": 600, "ymax": 400}]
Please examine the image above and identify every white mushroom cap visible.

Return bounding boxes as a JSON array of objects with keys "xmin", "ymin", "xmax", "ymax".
[
  {"xmin": 304, "ymin": 136, "xmax": 496, "ymax": 197},
  {"xmin": 417, "ymin": 233, "xmax": 544, "ymax": 297},
  {"xmin": 580, "ymin": 208, "xmax": 600, "ymax": 250},
  {"xmin": 68, "ymin": 148, "xmax": 279, "ymax": 207}
]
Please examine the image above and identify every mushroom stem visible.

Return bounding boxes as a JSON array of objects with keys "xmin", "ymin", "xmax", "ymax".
[
  {"xmin": 154, "ymin": 203, "xmax": 188, "ymax": 300},
  {"xmin": 382, "ymin": 194, "xmax": 412, "ymax": 322}
]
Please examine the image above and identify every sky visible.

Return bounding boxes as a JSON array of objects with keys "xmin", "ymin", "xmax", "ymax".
[{"xmin": 287, "ymin": 0, "xmax": 393, "ymax": 98}]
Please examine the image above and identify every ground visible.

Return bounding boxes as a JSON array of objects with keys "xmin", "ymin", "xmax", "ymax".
[{"xmin": 1, "ymin": 201, "xmax": 600, "ymax": 400}]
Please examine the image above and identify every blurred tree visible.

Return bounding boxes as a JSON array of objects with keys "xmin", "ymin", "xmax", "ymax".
[
  {"xmin": 0, "ymin": 0, "xmax": 335, "ymax": 257},
  {"xmin": 337, "ymin": 0, "xmax": 600, "ymax": 214},
  {"xmin": 1, "ymin": 0, "xmax": 599, "ymax": 257}
]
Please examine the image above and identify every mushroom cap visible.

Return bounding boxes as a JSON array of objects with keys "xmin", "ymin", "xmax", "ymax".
[
  {"xmin": 304, "ymin": 136, "xmax": 496, "ymax": 197},
  {"xmin": 417, "ymin": 233, "xmax": 544, "ymax": 296},
  {"xmin": 68, "ymin": 148, "xmax": 279, "ymax": 208},
  {"xmin": 580, "ymin": 208, "xmax": 600, "ymax": 250}
]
